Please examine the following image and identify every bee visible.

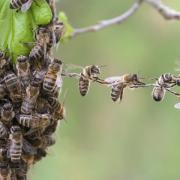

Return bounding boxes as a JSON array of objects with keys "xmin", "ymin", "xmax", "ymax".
[
  {"xmin": 29, "ymin": 26, "xmax": 51, "ymax": 62},
  {"xmin": 33, "ymin": 148, "xmax": 47, "ymax": 164},
  {"xmin": 4, "ymin": 72, "xmax": 22, "ymax": 102},
  {"xmin": 44, "ymin": 120, "xmax": 58, "ymax": 135},
  {"xmin": 152, "ymin": 73, "xmax": 180, "ymax": 102},
  {"xmin": 1, "ymin": 103, "xmax": 15, "ymax": 126},
  {"xmin": 0, "ymin": 161, "xmax": 10, "ymax": 180},
  {"xmin": 21, "ymin": 80, "xmax": 40, "ymax": 114},
  {"xmin": 16, "ymin": 55, "xmax": 30, "ymax": 89},
  {"xmin": 105, "ymin": 74, "xmax": 145, "ymax": 102},
  {"xmin": 0, "ymin": 122, "xmax": 8, "ymax": 139},
  {"xmin": 9, "ymin": 126, "xmax": 23, "ymax": 163},
  {"xmin": 47, "ymin": 20, "xmax": 64, "ymax": 50},
  {"xmin": 43, "ymin": 58, "xmax": 63, "ymax": 94},
  {"xmin": 17, "ymin": 114, "xmax": 50, "ymax": 129},
  {"xmin": 10, "ymin": 0, "xmax": 33, "ymax": 12},
  {"xmin": 48, "ymin": 97, "xmax": 65, "ymax": 120},
  {"xmin": 15, "ymin": 161, "xmax": 28, "ymax": 180}
]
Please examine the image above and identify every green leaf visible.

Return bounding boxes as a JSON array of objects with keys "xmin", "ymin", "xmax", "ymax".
[
  {"xmin": 0, "ymin": 0, "xmax": 52, "ymax": 63},
  {"xmin": 58, "ymin": 11, "xmax": 74, "ymax": 43}
]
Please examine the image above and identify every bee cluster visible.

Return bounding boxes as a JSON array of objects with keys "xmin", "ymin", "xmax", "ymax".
[{"xmin": 0, "ymin": 12, "xmax": 65, "ymax": 179}]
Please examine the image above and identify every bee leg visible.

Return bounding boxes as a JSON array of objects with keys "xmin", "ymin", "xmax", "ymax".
[{"xmin": 166, "ymin": 88, "xmax": 180, "ymax": 97}]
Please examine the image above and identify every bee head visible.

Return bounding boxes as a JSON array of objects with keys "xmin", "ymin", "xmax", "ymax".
[
  {"xmin": 163, "ymin": 73, "xmax": 172, "ymax": 82},
  {"xmin": 10, "ymin": 126, "xmax": 21, "ymax": 134},
  {"xmin": 51, "ymin": 59, "xmax": 62, "ymax": 71},
  {"xmin": 17, "ymin": 55, "xmax": 28, "ymax": 63},
  {"xmin": 91, "ymin": 65, "xmax": 100, "ymax": 75},
  {"xmin": 0, "ymin": 51, "xmax": 5, "ymax": 59},
  {"xmin": 3, "ymin": 103, "xmax": 13, "ymax": 111},
  {"xmin": 41, "ymin": 114, "xmax": 50, "ymax": 127},
  {"xmin": 176, "ymin": 79, "xmax": 180, "ymax": 86},
  {"xmin": 130, "ymin": 74, "xmax": 145, "ymax": 85}
]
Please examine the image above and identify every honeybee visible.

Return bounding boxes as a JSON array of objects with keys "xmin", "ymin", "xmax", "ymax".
[
  {"xmin": 152, "ymin": 73, "xmax": 180, "ymax": 102},
  {"xmin": 17, "ymin": 114, "xmax": 50, "ymax": 129},
  {"xmin": 43, "ymin": 58, "xmax": 63, "ymax": 94},
  {"xmin": 0, "ymin": 122, "xmax": 8, "ymax": 139},
  {"xmin": 10, "ymin": 0, "xmax": 33, "ymax": 12},
  {"xmin": 48, "ymin": 97, "xmax": 65, "ymax": 120},
  {"xmin": 29, "ymin": 26, "xmax": 51, "ymax": 62},
  {"xmin": 104, "ymin": 74, "xmax": 145, "ymax": 102},
  {"xmin": 47, "ymin": 19, "xmax": 64, "ymax": 50},
  {"xmin": 4, "ymin": 72, "xmax": 22, "ymax": 102},
  {"xmin": 1, "ymin": 103, "xmax": 15, "ymax": 125},
  {"xmin": 16, "ymin": 55, "xmax": 30, "ymax": 89},
  {"xmin": 0, "ymin": 161, "xmax": 10, "ymax": 180},
  {"xmin": 44, "ymin": 120, "xmax": 58, "ymax": 135},
  {"xmin": 9, "ymin": 126, "xmax": 23, "ymax": 163},
  {"xmin": 33, "ymin": 148, "xmax": 47, "ymax": 164},
  {"xmin": 15, "ymin": 161, "xmax": 28, "ymax": 180},
  {"xmin": 21, "ymin": 80, "xmax": 40, "ymax": 114}
]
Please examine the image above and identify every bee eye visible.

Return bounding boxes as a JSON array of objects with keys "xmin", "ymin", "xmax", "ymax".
[{"xmin": 176, "ymin": 79, "xmax": 180, "ymax": 86}]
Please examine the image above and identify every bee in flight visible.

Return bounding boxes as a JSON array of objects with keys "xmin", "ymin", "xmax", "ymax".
[
  {"xmin": 152, "ymin": 73, "xmax": 180, "ymax": 102},
  {"xmin": 10, "ymin": 0, "xmax": 33, "ymax": 12},
  {"xmin": 104, "ymin": 74, "xmax": 146, "ymax": 102},
  {"xmin": 63, "ymin": 64, "xmax": 104, "ymax": 96}
]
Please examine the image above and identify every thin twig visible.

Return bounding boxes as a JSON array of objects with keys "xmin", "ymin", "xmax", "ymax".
[
  {"xmin": 72, "ymin": 0, "xmax": 143, "ymax": 37},
  {"xmin": 145, "ymin": 0, "xmax": 180, "ymax": 20}
]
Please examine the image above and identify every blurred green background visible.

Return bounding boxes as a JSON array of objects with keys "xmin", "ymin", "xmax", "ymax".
[{"xmin": 31, "ymin": 0, "xmax": 180, "ymax": 180}]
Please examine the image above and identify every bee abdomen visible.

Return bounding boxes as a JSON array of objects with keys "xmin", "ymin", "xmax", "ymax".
[
  {"xmin": 5, "ymin": 73, "xmax": 18, "ymax": 91},
  {"xmin": 0, "ymin": 123, "xmax": 7, "ymax": 139},
  {"xmin": 111, "ymin": 85, "xmax": 122, "ymax": 102},
  {"xmin": 17, "ymin": 115, "xmax": 31, "ymax": 128},
  {"xmin": 43, "ymin": 76, "xmax": 56, "ymax": 92},
  {"xmin": 79, "ymin": 77, "xmax": 90, "ymax": 96},
  {"xmin": 9, "ymin": 141, "xmax": 22, "ymax": 162},
  {"xmin": 152, "ymin": 86, "xmax": 165, "ymax": 102},
  {"xmin": 21, "ymin": 98, "xmax": 34, "ymax": 115},
  {"xmin": 29, "ymin": 44, "xmax": 44, "ymax": 61}
]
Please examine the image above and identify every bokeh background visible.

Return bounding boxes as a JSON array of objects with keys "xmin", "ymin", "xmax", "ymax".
[{"xmin": 32, "ymin": 0, "xmax": 180, "ymax": 180}]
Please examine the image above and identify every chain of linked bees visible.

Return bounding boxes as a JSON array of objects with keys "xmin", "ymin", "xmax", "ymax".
[{"xmin": 0, "ymin": 0, "xmax": 179, "ymax": 180}]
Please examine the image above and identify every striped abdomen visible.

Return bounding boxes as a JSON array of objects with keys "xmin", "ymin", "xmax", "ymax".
[
  {"xmin": 29, "ymin": 43, "xmax": 44, "ymax": 61},
  {"xmin": 10, "ymin": 0, "xmax": 28, "ymax": 9},
  {"xmin": 152, "ymin": 86, "xmax": 165, "ymax": 102},
  {"xmin": 9, "ymin": 136, "xmax": 23, "ymax": 163},
  {"xmin": 5, "ymin": 72, "xmax": 19, "ymax": 91},
  {"xmin": 111, "ymin": 83, "xmax": 124, "ymax": 102},
  {"xmin": 21, "ymin": 98, "xmax": 34, "ymax": 115},
  {"xmin": 0, "ymin": 122, "xmax": 7, "ymax": 139},
  {"xmin": 43, "ymin": 73, "xmax": 57, "ymax": 93},
  {"xmin": 79, "ymin": 76, "xmax": 90, "ymax": 96}
]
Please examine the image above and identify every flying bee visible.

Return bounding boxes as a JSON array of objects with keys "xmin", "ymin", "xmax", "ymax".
[
  {"xmin": 17, "ymin": 113, "xmax": 50, "ymax": 129},
  {"xmin": 21, "ymin": 80, "xmax": 40, "ymax": 114},
  {"xmin": 0, "ymin": 122, "xmax": 8, "ymax": 139},
  {"xmin": 43, "ymin": 58, "xmax": 63, "ymax": 94},
  {"xmin": 1, "ymin": 103, "xmax": 15, "ymax": 126},
  {"xmin": 29, "ymin": 26, "xmax": 51, "ymax": 62},
  {"xmin": 48, "ymin": 97, "xmax": 65, "ymax": 120},
  {"xmin": 10, "ymin": 0, "xmax": 33, "ymax": 12},
  {"xmin": 104, "ymin": 74, "xmax": 146, "ymax": 102},
  {"xmin": 4, "ymin": 71, "xmax": 22, "ymax": 102},
  {"xmin": 0, "ymin": 161, "xmax": 10, "ymax": 180},
  {"xmin": 9, "ymin": 126, "xmax": 23, "ymax": 163},
  {"xmin": 152, "ymin": 73, "xmax": 180, "ymax": 102},
  {"xmin": 16, "ymin": 55, "xmax": 30, "ymax": 89}
]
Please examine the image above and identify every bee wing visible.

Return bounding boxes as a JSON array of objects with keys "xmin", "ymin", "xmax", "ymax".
[
  {"xmin": 23, "ymin": 139, "xmax": 37, "ymax": 155},
  {"xmin": 105, "ymin": 76, "xmax": 122, "ymax": 86},
  {"xmin": 56, "ymin": 73, "xmax": 63, "ymax": 88},
  {"xmin": 174, "ymin": 102, "xmax": 180, "ymax": 109},
  {"xmin": 21, "ymin": 0, "xmax": 33, "ymax": 12}
]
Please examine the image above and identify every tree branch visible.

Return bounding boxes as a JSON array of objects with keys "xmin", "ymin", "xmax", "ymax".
[
  {"xmin": 72, "ymin": 0, "xmax": 143, "ymax": 37},
  {"xmin": 71, "ymin": 0, "xmax": 180, "ymax": 38},
  {"xmin": 145, "ymin": 0, "xmax": 180, "ymax": 20}
]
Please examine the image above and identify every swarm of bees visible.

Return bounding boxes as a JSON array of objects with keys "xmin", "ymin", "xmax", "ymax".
[{"xmin": 4, "ymin": 0, "xmax": 180, "ymax": 179}]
